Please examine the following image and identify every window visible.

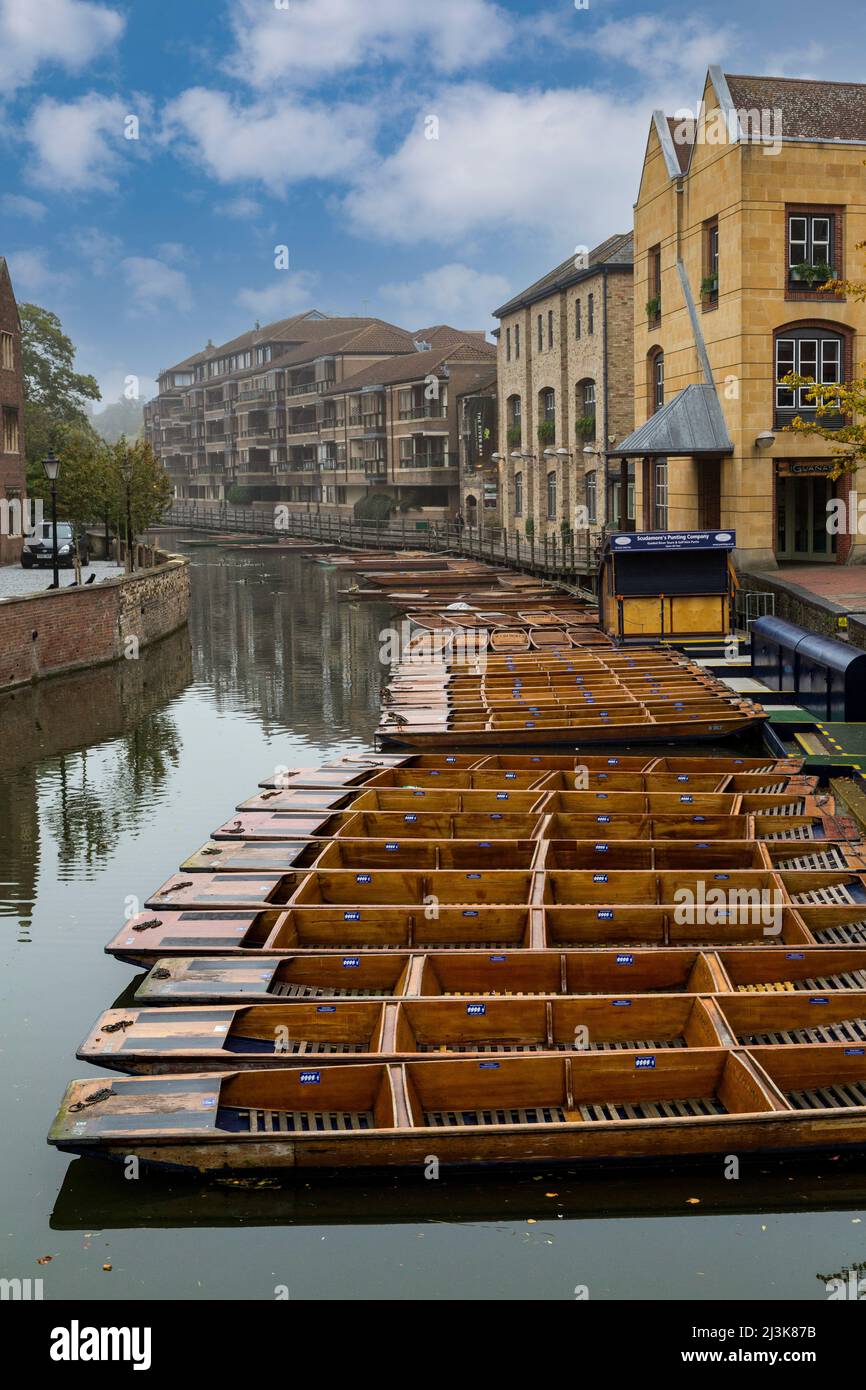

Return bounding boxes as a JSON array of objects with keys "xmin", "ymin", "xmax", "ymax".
[
  {"xmin": 2, "ymin": 406, "xmax": 19, "ymax": 454},
  {"xmin": 506, "ymin": 327, "xmax": 511, "ymax": 362},
  {"xmin": 514, "ymin": 324, "xmax": 520, "ymax": 359},
  {"xmin": 575, "ymin": 299, "xmax": 581, "ymax": 340},
  {"xmin": 537, "ymin": 315, "xmax": 543, "ymax": 352},
  {"xmin": 506, "ymin": 394, "xmax": 521, "ymax": 445},
  {"xmin": 653, "ymin": 460, "xmax": 668, "ymax": 530},
  {"xmin": 0, "ymin": 332, "xmax": 13, "ymax": 371},
  {"xmin": 648, "ymin": 245, "xmax": 662, "ymax": 324},
  {"xmin": 788, "ymin": 212, "xmax": 835, "ymax": 281},
  {"xmin": 542, "ymin": 389, "xmax": 555, "ymax": 422},
  {"xmin": 587, "ymin": 293, "xmax": 594, "ymax": 335},
  {"xmin": 548, "ymin": 310, "xmax": 554, "ymax": 349},
  {"xmin": 547, "ymin": 471, "xmax": 557, "ymax": 519},
  {"xmin": 514, "ymin": 471, "xmax": 523, "ymax": 516},
  {"xmin": 649, "ymin": 350, "xmax": 664, "ymax": 413},
  {"xmin": 702, "ymin": 218, "xmax": 719, "ymax": 307},
  {"xmin": 576, "ymin": 379, "xmax": 596, "ymax": 440},
  {"xmin": 775, "ymin": 327, "xmax": 845, "ymax": 425},
  {"xmin": 586, "ymin": 471, "xmax": 597, "ymax": 524}
]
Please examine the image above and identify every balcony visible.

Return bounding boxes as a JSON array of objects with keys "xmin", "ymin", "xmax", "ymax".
[
  {"xmin": 236, "ymin": 387, "xmax": 277, "ymax": 406},
  {"xmin": 397, "ymin": 404, "xmax": 447, "ymax": 421}
]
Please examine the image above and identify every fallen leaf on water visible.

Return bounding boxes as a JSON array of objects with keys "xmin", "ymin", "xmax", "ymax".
[
  {"xmin": 36, "ymin": 1255, "xmax": 53, "ymax": 1265},
  {"xmin": 102, "ymin": 1263, "xmax": 112, "ymax": 1272},
  {"xmin": 686, "ymin": 1198, "xmax": 701, "ymax": 1206}
]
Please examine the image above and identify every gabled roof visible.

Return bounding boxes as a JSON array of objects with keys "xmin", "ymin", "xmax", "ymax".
[
  {"xmin": 320, "ymin": 341, "xmax": 496, "ymax": 396},
  {"xmin": 493, "ymin": 233, "xmax": 633, "ymax": 319},
  {"xmin": 269, "ymin": 322, "xmax": 419, "ymax": 373},
  {"xmin": 414, "ymin": 325, "xmax": 489, "ymax": 348},
  {"xmin": 608, "ymin": 384, "xmax": 733, "ymax": 458}
]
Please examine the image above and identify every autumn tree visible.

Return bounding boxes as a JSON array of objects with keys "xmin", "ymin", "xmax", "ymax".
[{"xmin": 19, "ymin": 302, "xmax": 102, "ymax": 481}]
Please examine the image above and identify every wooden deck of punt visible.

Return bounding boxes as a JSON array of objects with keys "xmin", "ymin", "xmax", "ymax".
[
  {"xmin": 48, "ymin": 1046, "xmax": 866, "ymax": 1172},
  {"xmin": 135, "ymin": 947, "xmax": 866, "ymax": 1005},
  {"xmin": 78, "ymin": 989, "xmax": 866, "ymax": 1074},
  {"xmin": 257, "ymin": 764, "xmax": 816, "ymax": 794},
  {"xmin": 322, "ymin": 753, "xmax": 804, "ymax": 775}
]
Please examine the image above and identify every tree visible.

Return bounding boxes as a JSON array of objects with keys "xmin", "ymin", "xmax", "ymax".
[
  {"xmin": 28, "ymin": 422, "xmax": 113, "ymax": 531},
  {"xmin": 781, "ymin": 237, "xmax": 866, "ymax": 478},
  {"xmin": 91, "ymin": 396, "xmax": 145, "ymax": 444},
  {"xmin": 19, "ymin": 302, "xmax": 101, "ymax": 479},
  {"xmin": 107, "ymin": 437, "xmax": 172, "ymax": 540}
]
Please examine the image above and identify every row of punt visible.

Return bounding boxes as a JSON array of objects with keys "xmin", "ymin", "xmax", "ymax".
[
  {"xmin": 48, "ymin": 751, "xmax": 866, "ymax": 1172},
  {"xmin": 377, "ymin": 647, "xmax": 765, "ymax": 746}
]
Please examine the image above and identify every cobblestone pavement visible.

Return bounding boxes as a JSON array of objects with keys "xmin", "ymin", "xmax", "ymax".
[{"xmin": 0, "ymin": 559, "xmax": 124, "ymax": 601}]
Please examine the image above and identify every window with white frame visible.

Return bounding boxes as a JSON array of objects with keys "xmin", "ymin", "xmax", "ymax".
[
  {"xmin": 788, "ymin": 213, "xmax": 834, "ymax": 275},
  {"xmin": 585, "ymin": 470, "xmax": 597, "ymax": 523},
  {"xmin": 653, "ymin": 459, "xmax": 668, "ymax": 530},
  {"xmin": 547, "ymin": 471, "xmax": 557, "ymax": 519},
  {"xmin": 775, "ymin": 330, "xmax": 843, "ymax": 421}
]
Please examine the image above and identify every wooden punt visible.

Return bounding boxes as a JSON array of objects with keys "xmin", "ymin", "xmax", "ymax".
[
  {"xmin": 529, "ymin": 628, "xmax": 569, "ymax": 649},
  {"xmin": 136, "ymin": 947, "xmax": 866, "ymax": 1006},
  {"xmin": 308, "ymin": 838, "xmax": 540, "ymax": 871},
  {"xmin": 107, "ymin": 905, "xmax": 535, "ymax": 965},
  {"xmin": 714, "ymin": 992, "xmax": 866, "ymax": 1046},
  {"xmin": 490, "ymin": 631, "xmax": 531, "ymax": 653},
  {"xmin": 50, "ymin": 1047, "xmax": 866, "ymax": 1172},
  {"xmin": 543, "ymin": 907, "xmax": 810, "ymax": 948},
  {"xmin": 77, "ymin": 994, "xmax": 728, "ymax": 1074}
]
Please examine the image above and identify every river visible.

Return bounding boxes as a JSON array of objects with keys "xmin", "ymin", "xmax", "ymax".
[{"xmin": 1, "ymin": 540, "xmax": 864, "ymax": 1300}]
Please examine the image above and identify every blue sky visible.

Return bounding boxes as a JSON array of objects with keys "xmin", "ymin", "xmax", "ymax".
[{"xmin": 1, "ymin": 0, "xmax": 865, "ymax": 409}]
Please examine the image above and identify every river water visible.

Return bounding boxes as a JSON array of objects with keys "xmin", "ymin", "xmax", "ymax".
[{"xmin": 1, "ymin": 540, "xmax": 865, "ymax": 1301}]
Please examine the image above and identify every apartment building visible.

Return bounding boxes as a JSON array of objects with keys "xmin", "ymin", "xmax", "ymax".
[
  {"xmin": 0, "ymin": 256, "xmax": 27, "ymax": 565},
  {"xmin": 493, "ymin": 234, "xmax": 634, "ymax": 542},
  {"xmin": 313, "ymin": 337, "xmax": 497, "ymax": 520},
  {"xmin": 145, "ymin": 315, "xmax": 492, "ymax": 520},
  {"xmin": 621, "ymin": 68, "xmax": 866, "ymax": 568}
]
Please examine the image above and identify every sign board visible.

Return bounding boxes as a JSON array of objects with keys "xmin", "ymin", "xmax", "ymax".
[{"xmin": 609, "ymin": 530, "xmax": 735, "ymax": 552}]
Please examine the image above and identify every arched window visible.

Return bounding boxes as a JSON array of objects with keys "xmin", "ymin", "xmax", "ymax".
[
  {"xmin": 547, "ymin": 471, "xmax": 557, "ymax": 519},
  {"xmin": 774, "ymin": 322, "xmax": 848, "ymax": 428},
  {"xmin": 575, "ymin": 379, "xmax": 596, "ymax": 440},
  {"xmin": 538, "ymin": 389, "xmax": 556, "ymax": 445},
  {"xmin": 514, "ymin": 471, "xmax": 523, "ymax": 516},
  {"xmin": 648, "ymin": 348, "xmax": 664, "ymax": 414}
]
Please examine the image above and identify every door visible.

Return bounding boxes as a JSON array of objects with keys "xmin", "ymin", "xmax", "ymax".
[{"xmin": 775, "ymin": 475, "xmax": 836, "ymax": 561}]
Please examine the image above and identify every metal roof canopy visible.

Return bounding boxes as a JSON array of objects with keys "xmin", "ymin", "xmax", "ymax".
[{"xmin": 609, "ymin": 383, "xmax": 734, "ymax": 458}]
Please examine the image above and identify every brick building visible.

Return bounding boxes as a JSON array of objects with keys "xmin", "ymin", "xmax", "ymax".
[
  {"xmin": 493, "ymin": 234, "xmax": 634, "ymax": 545},
  {"xmin": 0, "ymin": 256, "xmax": 27, "ymax": 565},
  {"xmin": 145, "ymin": 314, "xmax": 492, "ymax": 522},
  {"xmin": 621, "ymin": 69, "xmax": 866, "ymax": 568},
  {"xmin": 458, "ymin": 373, "xmax": 499, "ymax": 526}
]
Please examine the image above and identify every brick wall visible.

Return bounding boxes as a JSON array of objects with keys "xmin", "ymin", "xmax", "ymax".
[
  {"xmin": 0, "ymin": 258, "xmax": 27, "ymax": 565},
  {"xmin": 0, "ymin": 556, "xmax": 190, "ymax": 691}
]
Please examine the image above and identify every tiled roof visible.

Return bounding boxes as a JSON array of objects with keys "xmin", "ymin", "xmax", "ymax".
[
  {"xmin": 269, "ymin": 322, "xmax": 419, "ymax": 372},
  {"xmin": 413, "ymin": 325, "xmax": 489, "ymax": 347},
  {"xmin": 725, "ymin": 73, "xmax": 866, "ymax": 143},
  {"xmin": 321, "ymin": 341, "xmax": 496, "ymax": 396},
  {"xmin": 666, "ymin": 116, "xmax": 695, "ymax": 172},
  {"xmin": 493, "ymin": 233, "xmax": 633, "ymax": 318}
]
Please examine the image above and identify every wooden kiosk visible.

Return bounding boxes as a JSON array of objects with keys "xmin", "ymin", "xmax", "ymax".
[{"xmin": 599, "ymin": 530, "xmax": 736, "ymax": 644}]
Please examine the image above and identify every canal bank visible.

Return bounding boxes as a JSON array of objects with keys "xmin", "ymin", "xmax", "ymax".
[{"xmin": 4, "ymin": 542, "xmax": 866, "ymax": 1300}]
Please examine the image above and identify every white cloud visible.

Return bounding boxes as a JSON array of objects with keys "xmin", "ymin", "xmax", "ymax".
[
  {"xmin": 586, "ymin": 15, "xmax": 736, "ymax": 86},
  {"xmin": 156, "ymin": 241, "xmax": 187, "ymax": 264},
  {"xmin": 236, "ymin": 271, "xmax": 320, "ymax": 320},
  {"xmin": 378, "ymin": 264, "xmax": 506, "ymax": 335},
  {"xmin": 163, "ymin": 87, "xmax": 376, "ymax": 194},
  {"xmin": 0, "ymin": 193, "xmax": 47, "ymax": 220},
  {"xmin": 72, "ymin": 226, "xmax": 123, "ymax": 273},
  {"xmin": 344, "ymin": 84, "xmax": 645, "ymax": 251},
  {"xmin": 5, "ymin": 248, "xmax": 74, "ymax": 297},
  {"xmin": 226, "ymin": 0, "xmax": 511, "ymax": 88},
  {"xmin": 25, "ymin": 92, "xmax": 132, "ymax": 192},
  {"xmin": 0, "ymin": 0, "xmax": 124, "ymax": 95},
  {"xmin": 121, "ymin": 257, "xmax": 193, "ymax": 316},
  {"xmin": 215, "ymin": 196, "xmax": 263, "ymax": 220}
]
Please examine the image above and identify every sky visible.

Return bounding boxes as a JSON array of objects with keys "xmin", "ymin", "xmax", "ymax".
[{"xmin": 1, "ymin": 0, "xmax": 865, "ymax": 411}]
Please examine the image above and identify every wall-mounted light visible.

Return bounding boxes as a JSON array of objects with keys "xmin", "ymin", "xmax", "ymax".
[{"xmin": 755, "ymin": 431, "xmax": 776, "ymax": 450}]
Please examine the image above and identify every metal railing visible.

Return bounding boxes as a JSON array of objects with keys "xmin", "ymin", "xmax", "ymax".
[{"xmin": 161, "ymin": 501, "xmax": 602, "ymax": 579}]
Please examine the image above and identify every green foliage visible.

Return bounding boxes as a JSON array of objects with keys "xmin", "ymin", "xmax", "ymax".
[
  {"xmin": 700, "ymin": 274, "xmax": 718, "ymax": 297},
  {"xmin": 790, "ymin": 261, "xmax": 834, "ymax": 287},
  {"xmin": 29, "ymin": 434, "xmax": 171, "ymax": 536},
  {"xmin": 524, "ymin": 515, "xmax": 535, "ymax": 540},
  {"xmin": 18, "ymin": 302, "xmax": 101, "ymax": 472},
  {"xmin": 574, "ymin": 414, "xmax": 596, "ymax": 439},
  {"xmin": 92, "ymin": 396, "xmax": 145, "ymax": 444},
  {"xmin": 226, "ymin": 483, "xmax": 255, "ymax": 504},
  {"xmin": 646, "ymin": 296, "xmax": 661, "ymax": 320},
  {"xmin": 506, "ymin": 425, "xmax": 522, "ymax": 445},
  {"xmin": 354, "ymin": 491, "xmax": 395, "ymax": 520},
  {"xmin": 537, "ymin": 420, "xmax": 555, "ymax": 444}
]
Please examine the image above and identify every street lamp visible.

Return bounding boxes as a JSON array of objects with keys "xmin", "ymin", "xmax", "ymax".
[
  {"xmin": 42, "ymin": 451, "xmax": 60, "ymax": 588},
  {"xmin": 121, "ymin": 449, "xmax": 134, "ymax": 572}
]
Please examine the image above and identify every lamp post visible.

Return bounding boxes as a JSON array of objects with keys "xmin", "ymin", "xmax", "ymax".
[
  {"xmin": 121, "ymin": 449, "xmax": 134, "ymax": 572},
  {"xmin": 42, "ymin": 451, "xmax": 60, "ymax": 588}
]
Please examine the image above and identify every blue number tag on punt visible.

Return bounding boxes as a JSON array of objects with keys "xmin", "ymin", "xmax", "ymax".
[
  {"xmin": 677, "ymin": 775, "xmax": 690, "ymax": 782},
  {"xmin": 413, "ymin": 790, "xmax": 426, "ymax": 797},
  {"xmin": 845, "ymin": 1048, "xmax": 865, "ymax": 1056},
  {"xmin": 714, "ymin": 873, "xmax": 729, "ymax": 881},
  {"xmin": 607, "ymin": 759, "xmax": 619, "ymax": 766},
  {"xmin": 616, "ymin": 954, "xmax": 634, "ymax": 965},
  {"xmin": 404, "ymin": 814, "xmax": 417, "ymax": 822},
  {"xmin": 496, "ymin": 792, "xmax": 509, "ymax": 800},
  {"xmin": 809, "ymin": 997, "xmax": 830, "ymax": 1005},
  {"xmin": 466, "ymin": 1003, "xmax": 486, "ymax": 1016},
  {"xmin": 385, "ymin": 842, "xmax": 399, "ymax": 850},
  {"xmin": 463, "ymin": 910, "xmax": 479, "ymax": 917},
  {"xmin": 300, "ymin": 1071, "xmax": 321, "ymax": 1084},
  {"xmin": 506, "ymin": 772, "xmax": 517, "ymax": 780},
  {"xmin": 342, "ymin": 957, "xmax": 360, "ymax": 968},
  {"xmin": 446, "ymin": 756, "xmax": 457, "ymax": 763},
  {"xmin": 344, "ymin": 911, "xmax": 361, "ymax": 921},
  {"xmin": 679, "ymin": 795, "xmax": 694, "ymax": 803},
  {"xmin": 612, "ymin": 999, "xmax": 631, "ymax": 1007},
  {"xmin": 316, "ymin": 1005, "xmax": 336, "ymax": 1013},
  {"xmin": 786, "ymin": 952, "xmax": 805, "ymax": 960},
  {"xmin": 478, "ymin": 841, "xmax": 492, "ymax": 848},
  {"xmin": 597, "ymin": 815, "xmax": 611, "ymax": 824},
  {"xmin": 594, "ymin": 843, "xmax": 609, "ymax": 852},
  {"xmin": 592, "ymin": 874, "xmax": 608, "ymax": 883},
  {"xmin": 479, "ymin": 1061, "xmax": 500, "ymax": 1070},
  {"xmin": 466, "ymin": 873, "xmax": 481, "ymax": 880},
  {"xmin": 597, "ymin": 909, "xmax": 614, "ymax": 920},
  {"xmin": 635, "ymin": 1056, "xmax": 656, "ymax": 1069},
  {"xmin": 356, "ymin": 874, "xmax": 372, "ymax": 884},
  {"xmin": 490, "ymin": 954, "xmax": 506, "ymax": 962}
]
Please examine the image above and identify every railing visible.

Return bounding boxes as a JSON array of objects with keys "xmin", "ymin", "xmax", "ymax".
[{"xmin": 161, "ymin": 501, "xmax": 602, "ymax": 580}]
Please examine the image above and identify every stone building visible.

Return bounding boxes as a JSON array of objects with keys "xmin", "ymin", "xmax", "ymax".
[
  {"xmin": 0, "ymin": 256, "xmax": 27, "ymax": 565},
  {"xmin": 621, "ymin": 68, "xmax": 866, "ymax": 568},
  {"xmin": 492, "ymin": 234, "xmax": 634, "ymax": 548},
  {"xmin": 457, "ymin": 373, "xmax": 499, "ymax": 527}
]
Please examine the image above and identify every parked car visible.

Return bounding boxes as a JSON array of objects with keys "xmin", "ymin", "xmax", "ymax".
[{"xmin": 21, "ymin": 522, "xmax": 90, "ymax": 568}]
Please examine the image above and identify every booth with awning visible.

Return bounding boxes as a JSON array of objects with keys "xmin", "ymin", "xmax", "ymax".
[{"xmin": 599, "ymin": 528, "xmax": 737, "ymax": 643}]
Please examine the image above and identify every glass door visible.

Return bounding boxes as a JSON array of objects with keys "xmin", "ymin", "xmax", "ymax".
[{"xmin": 776, "ymin": 475, "xmax": 836, "ymax": 561}]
